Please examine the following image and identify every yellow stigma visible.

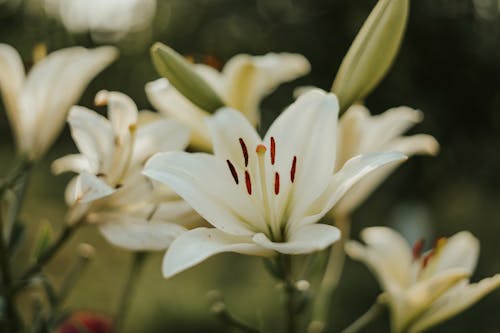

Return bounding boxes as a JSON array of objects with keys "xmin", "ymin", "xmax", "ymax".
[{"xmin": 256, "ymin": 144, "xmax": 267, "ymax": 155}]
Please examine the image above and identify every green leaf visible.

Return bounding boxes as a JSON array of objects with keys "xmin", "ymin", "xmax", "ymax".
[
  {"xmin": 332, "ymin": 0, "xmax": 409, "ymax": 112},
  {"xmin": 32, "ymin": 221, "xmax": 54, "ymax": 262},
  {"xmin": 150, "ymin": 42, "xmax": 225, "ymax": 113},
  {"xmin": 8, "ymin": 221, "xmax": 25, "ymax": 254}
]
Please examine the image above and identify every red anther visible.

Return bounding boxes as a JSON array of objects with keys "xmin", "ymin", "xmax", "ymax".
[
  {"xmin": 270, "ymin": 137, "xmax": 276, "ymax": 165},
  {"xmin": 412, "ymin": 238, "xmax": 425, "ymax": 260},
  {"xmin": 239, "ymin": 138, "xmax": 249, "ymax": 167},
  {"xmin": 245, "ymin": 170, "xmax": 252, "ymax": 195},
  {"xmin": 422, "ymin": 250, "xmax": 434, "ymax": 269},
  {"xmin": 290, "ymin": 156, "xmax": 297, "ymax": 183},
  {"xmin": 226, "ymin": 160, "xmax": 239, "ymax": 184},
  {"xmin": 274, "ymin": 172, "xmax": 280, "ymax": 195}
]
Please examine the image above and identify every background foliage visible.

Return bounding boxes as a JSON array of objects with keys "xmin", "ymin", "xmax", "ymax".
[{"xmin": 0, "ymin": 0, "xmax": 499, "ymax": 332}]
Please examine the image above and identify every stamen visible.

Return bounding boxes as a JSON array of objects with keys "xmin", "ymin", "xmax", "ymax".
[
  {"xmin": 412, "ymin": 238, "xmax": 424, "ymax": 260},
  {"xmin": 226, "ymin": 160, "xmax": 239, "ymax": 184},
  {"xmin": 270, "ymin": 137, "xmax": 276, "ymax": 165},
  {"xmin": 290, "ymin": 156, "xmax": 297, "ymax": 183},
  {"xmin": 274, "ymin": 172, "xmax": 280, "ymax": 195},
  {"xmin": 239, "ymin": 138, "xmax": 249, "ymax": 167},
  {"xmin": 422, "ymin": 250, "xmax": 434, "ymax": 269},
  {"xmin": 256, "ymin": 144, "xmax": 267, "ymax": 154},
  {"xmin": 245, "ymin": 170, "xmax": 252, "ymax": 195}
]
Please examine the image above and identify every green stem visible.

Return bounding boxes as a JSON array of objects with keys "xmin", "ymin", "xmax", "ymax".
[
  {"xmin": 282, "ymin": 255, "xmax": 297, "ymax": 333},
  {"xmin": 13, "ymin": 222, "xmax": 82, "ymax": 292},
  {"xmin": 211, "ymin": 301, "xmax": 261, "ymax": 333},
  {"xmin": 0, "ymin": 157, "xmax": 31, "ymax": 198},
  {"xmin": 115, "ymin": 252, "xmax": 147, "ymax": 332},
  {"xmin": 341, "ymin": 301, "xmax": 384, "ymax": 333},
  {"xmin": 309, "ymin": 215, "xmax": 350, "ymax": 333}
]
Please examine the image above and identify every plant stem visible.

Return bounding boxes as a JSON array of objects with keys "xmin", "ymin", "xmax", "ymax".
[
  {"xmin": 115, "ymin": 252, "xmax": 147, "ymax": 332},
  {"xmin": 14, "ymin": 222, "xmax": 82, "ymax": 292},
  {"xmin": 0, "ymin": 157, "xmax": 31, "ymax": 198},
  {"xmin": 211, "ymin": 301, "xmax": 261, "ymax": 333},
  {"xmin": 341, "ymin": 301, "xmax": 384, "ymax": 333},
  {"xmin": 282, "ymin": 255, "xmax": 297, "ymax": 333},
  {"xmin": 309, "ymin": 215, "xmax": 350, "ymax": 333}
]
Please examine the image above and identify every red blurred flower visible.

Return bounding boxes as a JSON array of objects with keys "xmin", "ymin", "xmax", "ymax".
[{"xmin": 56, "ymin": 311, "xmax": 114, "ymax": 333}]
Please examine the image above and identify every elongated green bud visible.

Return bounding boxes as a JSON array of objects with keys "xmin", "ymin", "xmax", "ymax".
[
  {"xmin": 32, "ymin": 221, "xmax": 53, "ymax": 261},
  {"xmin": 332, "ymin": 0, "xmax": 409, "ymax": 112},
  {"xmin": 150, "ymin": 42, "xmax": 225, "ymax": 113}
]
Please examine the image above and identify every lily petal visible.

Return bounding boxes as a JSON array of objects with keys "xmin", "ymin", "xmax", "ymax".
[
  {"xmin": 99, "ymin": 215, "xmax": 187, "ymax": 251},
  {"xmin": 292, "ymin": 152, "xmax": 407, "ymax": 228},
  {"xmin": 408, "ymin": 274, "xmax": 500, "ymax": 333},
  {"xmin": 73, "ymin": 172, "xmax": 115, "ymax": 204},
  {"xmin": 265, "ymin": 89, "xmax": 339, "ymax": 222},
  {"xmin": 391, "ymin": 268, "xmax": 470, "ymax": 333},
  {"xmin": 207, "ymin": 107, "xmax": 261, "ymax": 169},
  {"xmin": 95, "ymin": 90, "xmax": 138, "ymax": 140},
  {"xmin": 430, "ymin": 231, "xmax": 480, "ymax": 276},
  {"xmin": 162, "ymin": 227, "xmax": 273, "ymax": 278},
  {"xmin": 67, "ymin": 106, "xmax": 114, "ymax": 173},
  {"xmin": 0, "ymin": 44, "xmax": 25, "ymax": 142},
  {"xmin": 144, "ymin": 152, "xmax": 265, "ymax": 235},
  {"xmin": 131, "ymin": 117, "xmax": 190, "ymax": 167},
  {"xmin": 51, "ymin": 154, "xmax": 92, "ymax": 175},
  {"xmin": 145, "ymin": 78, "xmax": 211, "ymax": 150},
  {"xmin": 224, "ymin": 53, "xmax": 310, "ymax": 125},
  {"xmin": 345, "ymin": 226, "xmax": 413, "ymax": 294},
  {"xmin": 20, "ymin": 46, "xmax": 117, "ymax": 160},
  {"xmin": 253, "ymin": 223, "xmax": 340, "ymax": 254}
]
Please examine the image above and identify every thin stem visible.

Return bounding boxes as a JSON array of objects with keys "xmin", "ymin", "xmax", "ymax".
[
  {"xmin": 0, "ymin": 157, "xmax": 31, "ymax": 198},
  {"xmin": 0, "ymin": 201, "xmax": 18, "ymax": 332},
  {"xmin": 211, "ymin": 302, "xmax": 261, "ymax": 333},
  {"xmin": 341, "ymin": 301, "xmax": 385, "ymax": 333},
  {"xmin": 282, "ymin": 255, "xmax": 297, "ymax": 333},
  {"xmin": 115, "ymin": 252, "xmax": 147, "ymax": 332},
  {"xmin": 309, "ymin": 215, "xmax": 350, "ymax": 333},
  {"xmin": 14, "ymin": 222, "xmax": 82, "ymax": 292}
]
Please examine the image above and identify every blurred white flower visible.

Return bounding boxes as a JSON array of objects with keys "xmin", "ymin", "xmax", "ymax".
[
  {"xmin": 0, "ymin": 44, "xmax": 117, "ymax": 161},
  {"xmin": 44, "ymin": 0, "xmax": 156, "ymax": 43},
  {"xmin": 333, "ymin": 105, "xmax": 439, "ymax": 217},
  {"xmin": 143, "ymin": 89, "xmax": 406, "ymax": 278},
  {"xmin": 52, "ymin": 91, "xmax": 200, "ymax": 251},
  {"xmin": 346, "ymin": 227, "xmax": 500, "ymax": 333},
  {"xmin": 146, "ymin": 52, "xmax": 311, "ymax": 151}
]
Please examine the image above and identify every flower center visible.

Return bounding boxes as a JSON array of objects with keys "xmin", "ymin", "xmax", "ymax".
[{"xmin": 413, "ymin": 237, "xmax": 448, "ymax": 276}]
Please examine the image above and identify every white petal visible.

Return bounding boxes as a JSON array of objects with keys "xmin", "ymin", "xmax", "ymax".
[
  {"xmin": 154, "ymin": 200, "xmax": 202, "ymax": 229},
  {"xmin": 408, "ymin": 275, "xmax": 500, "ymax": 333},
  {"xmin": 0, "ymin": 44, "xmax": 25, "ymax": 144},
  {"xmin": 145, "ymin": 78, "xmax": 211, "ymax": 151},
  {"xmin": 67, "ymin": 106, "xmax": 114, "ymax": 172},
  {"xmin": 431, "ymin": 231, "xmax": 480, "ymax": 275},
  {"xmin": 253, "ymin": 223, "xmax": 340, "ymax": 254},
  {"xmin": 391, "ymin": 268, "xmax": 470, "ymax": 333},
  {"xmin": 386, "ymin": 134, "xmax": 439, "ymax": 156},
  {"xmin": 207, "ymin": 107, "xmax": 261, "ymax": 169},
  {"xmin": 95, "ymin": 90, "xmax": 138, "ymax": 140},
  {"xmin": 224, "ymin": 53, "xmax": 310, "ymax": 125},
  {"xmin": 193, "ymin": 63, "xmax": 226, "ymax": 96},
  {"xmin": 292, "ymin": 152, "xmax": 407, "ymax": 228},
  {"xmin": 265, "ymin": 89, "xmax": 339, "ymax": 225},
  {"xmin": 99, "ymin": 215, "xmax": 187, "ymax": 251},
  {"xmin": 345, "ymin": 227, "xmax": 413, "ymax": 294},
  {"xmin": 20, "ymin": 46, "xmax": 117, "ymax": 159},
  {"xmin": 73, "ymin": 172, "xmax": 115, "ymax": 204},
  {"xmin": 51, "ymin": 154, "xmax": 92, "ymax": 175},
  {"xmin": 143, "ymin": 152, "xmax": 265, "ymax": 235},
  {"xmin": 162, "ymin": 227, "xmax": 273, "ymax": 278},
  {"xmin": 131, "ymin": 116, "xmax": 190, "ymax": 167}
]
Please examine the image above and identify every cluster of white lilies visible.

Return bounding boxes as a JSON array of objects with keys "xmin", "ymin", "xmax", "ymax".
[{"xmin": 0, "ymin": 0, "xmax": 498, "ymax": 332}]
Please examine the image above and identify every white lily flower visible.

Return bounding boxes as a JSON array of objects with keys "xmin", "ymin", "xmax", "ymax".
[
  {"xmin": 143, "ymin": 89, "xmax": 406, "ymax": 278},
  {"xmin": 334, "ymin": 105, "xmax": 439, "ymax": 217},
  {"xmin": 0, "ymin": 44, "xmax": 118, "ymax": 161},
  {"xmin": 146, "ymin": 52, "xmax": 311, "ymax": 151},
  {"xmin": 52, "ymin": 90, "xmax": 200, "ymax": 251},
  {"xmin": 346, "ymin": 227, "xmax": 500, "ymax": 333}
]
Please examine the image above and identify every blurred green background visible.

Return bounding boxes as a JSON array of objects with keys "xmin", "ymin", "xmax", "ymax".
[{"xmin": 1, "ymin": 0, "xmax": 499, "ymax": 332}]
